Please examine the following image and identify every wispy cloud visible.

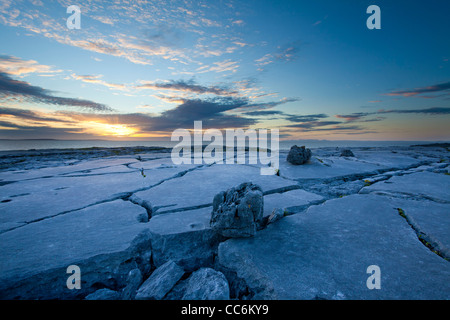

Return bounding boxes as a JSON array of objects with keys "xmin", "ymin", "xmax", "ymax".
[
  {"xmin": 335, "ymin": 107, "xmax": 450, "ymax": 121},
  {"xmin": 136, "ymin": 79, "xmax": 237, "ymax": 96},
  {"xmin": 0, "ymin": 55, "xmax": 62, "ymax": 76},
  {"xmin": 0, "ymin": 72, "xmax": 112, "ymax": 112},
  {"xmin": 255, "ymin": 42, "xmax": 301, "ymax": 71},
  {"xmin": 386, "ymin": 81, "xmax": 450, "ymax": 97},
  {"xmin": 71, "ymin": 74, "xmax": 128, "ymax": 91}
]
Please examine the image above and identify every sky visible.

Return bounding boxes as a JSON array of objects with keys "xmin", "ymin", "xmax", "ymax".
[{"xmin": 0, "ymin": 0, "xmax": 449, "ymax": 141}]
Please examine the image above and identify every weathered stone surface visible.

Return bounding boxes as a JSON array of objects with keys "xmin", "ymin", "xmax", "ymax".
[
  {"xmin": 286, "ymin": 145, "xmax": 312, "ymax": 165},
  {"xmin": 182, "ymin": 268, "xmax": 230, "ymax": 300},
  {"xmin": 0, "ymin": 165, "xmax": 192, "ymax": 231},
  {"xmin": 134, "ymin": 164, "xmax": 297, "ymax": 214},
  {"xmin": 148, "ymin": 207, "xmax": 223, "ymax": 271},
  {"xmin": 266, "ymin": 208, "xmax": 285, "ymax": 225},
  {"xmin": 387, "ymin": 198, "xmax": 450, "ymax": 260},
  {"xmin": 218, "ymin": 194, "xmax": 450, "ymax": 300},
  {"xmin": 340, "ymin": 149, "xmax": 355, "ymax": 157},
  {"xmin": 210, "ymin": 182, "xmax": 264, "ymax": 238},
  {"xmin": 121, "ymin": 268, "xmax": 143, "ymax": 300},
  {"xmin": 278, "ymin": 148, "xmax": 430, "ymax": 181},
  {"xmin": 360, "ymin": 171, "xmax": 450, "ymax": 203},
  {"xmin": 135, "ymin": 260, "xmax": 184, "ymax": 300},
  {"xmin": 0, "ymin": 201, "xmax": 152, "ymax": 300},
  {"xmin": 263, "ymin": 189, "xmax": 323, "ymax": 217},
  {"xmin": 85, "ymin": 288, "xmax": 121, "ymax": 300},
  {"xmin": 0, "ymin": 145, "xmax": 448, "ymax": 300}
]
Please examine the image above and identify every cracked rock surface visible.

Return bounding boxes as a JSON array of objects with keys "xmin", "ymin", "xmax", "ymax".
[{"xmin": 0, "ymin": 145, "xmax": 449, "ymax": 299}]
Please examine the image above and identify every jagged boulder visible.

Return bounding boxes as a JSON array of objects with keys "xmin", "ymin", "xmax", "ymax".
[
  {"xmin": 340, "ymin": 149, "xmax": 355, "ymax": 157},
  {"xmin": 210, "ymin": 182, "xmax": 264, "ymax": 238},
  {"xmin": 286, "ymin": 145, "xmax": 312, "ymax": 165}
]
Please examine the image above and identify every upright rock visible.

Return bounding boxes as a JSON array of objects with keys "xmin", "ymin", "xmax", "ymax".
[
  {"xmin": 210, "ymin": 182, "xmax": 264, "ymax": 238},
  {"xmin": 121, "ymin": 268, "xmax": 143, "ymax": 300},
  {"xmin": 340, "ymin": 149, "xmax": 355, "ymax": 157},
  {"xmin": 286, "ymin": 145, "xmax": 312, "ymax": 165}
]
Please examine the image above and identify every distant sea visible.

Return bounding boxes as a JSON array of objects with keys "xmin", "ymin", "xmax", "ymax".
[{"xmin": 0, "ymin": 139, "xmax": 446, "ymax": 152}]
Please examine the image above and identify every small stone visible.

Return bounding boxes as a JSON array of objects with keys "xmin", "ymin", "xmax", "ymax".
[
  {"xmin": 135, "ymin": 260, "xmax": 184, "ymax": 300},
  {"xmin": 286, "ymin": 145, "xmax": 312, "ymax": 165},
  {"xmin": 182, "ymin": 268, "xmax": 230, "ymax": 300},
  {"xmin": 85, "ymin": 288, "xmax": 120, "ymax": 300},
  {"xmin": 267, "ymin": 208, "xmax": 285, "ymax": 225}
]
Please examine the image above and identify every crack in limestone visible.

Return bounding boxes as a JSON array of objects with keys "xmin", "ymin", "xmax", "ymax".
[
  {"xmin": 365, "ymin": 190, "xmax": 450, "ymax": 204},
  {"xmin": 396, "ymin": 208, "xmax": 449, "ymax": 261},
  {"xmin": 0, "ymin": 164, "xmax": 209, "ymax": 234}
]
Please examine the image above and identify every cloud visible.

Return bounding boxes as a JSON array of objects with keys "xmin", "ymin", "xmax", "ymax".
[
  {"xmin": 208, "ymin": 59, "xmax": 240, "ymax": 73},
  {"xmin": 274, "ymin": 44, "xmax": 299, "ymax": 62},
  {"xmin": 0, "ymin": 106, "xmax": 73, "ymax": 123},
  {"xmin": 255, "ymin": 42, "xmax": 301, "ymax": 71},
  {"xmin": 242, "ymin": 97, "xmax": 300, "ymax": 112},
  {"xmin": 335, "ymin": 112, "xmax": 372, "ymax": 122},
  {"xmin": 136, "ymin": 79, "xmax": 237, "ymax": 96},
  {"xmin": 0, "ymin": 72, "xmax": 113, "ymax": 112},
  {"xmin": 71, "ymin": 74, "xmax": 127, "ymax": 91},
  {"xmin": 386, "ymin": 81, "xmax": 450, "ymax": 97},
  {"xmin": 336, "ymin": 107, "xmax": 450, "ymax": 122},
  {"xmin": 2, "ymin": 94, "xmax": 304, "ymax": 139},
  {"xmin": 57, "ymin": 97, "xmax": 258, "ymax": 134},
  {"xmin": 285, "ymin": 121, "xmax": 343, "ymax": 129},
  {"xmin": 156, "ymin": 97, "xmax": 254, "ymax": 130},
  {"xmin": 0, "ymin": 55, "xmax": 62, "ymax": 76},
  {"xmin": 243, "ymin": 110, "xmax": 284, "ymax": 116},
  {"xmin": 284, "ymin": 113, "xmax": 328, "ymax": 123},
  {"xmin": 382, "ymin": 107, "xmax": 450, "ymax": 115}
]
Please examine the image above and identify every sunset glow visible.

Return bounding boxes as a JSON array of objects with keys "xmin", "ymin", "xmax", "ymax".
[{"xmin": 0, "ymin": 0, "xmax": 448, "ymax": 141}]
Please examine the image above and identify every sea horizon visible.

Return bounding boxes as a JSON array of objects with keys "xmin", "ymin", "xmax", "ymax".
[{"xmin": 0, "ymin": 138, "xmax": 448, "ymax": 152}]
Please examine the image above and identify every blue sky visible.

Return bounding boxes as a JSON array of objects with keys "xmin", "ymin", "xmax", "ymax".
[{"xmin": 0, "ymin": 0, "xmax": 449, "ymax": 140}]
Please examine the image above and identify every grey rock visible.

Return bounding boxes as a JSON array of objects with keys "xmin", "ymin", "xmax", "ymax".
[
  {"xmin": 218, "ymin": 194, "xmax": 450, "ymax": 300},
  {"xmin": 182, "ymin": 268, "xmax": 230, "ymax": 300},
  {"xmin": 135, "ymin": 260, "xmax": 184, "ymax": 300},
  {"xmin": 266, "ymin": 208, "xmax": 285, "ymax": 225},
  {"xmin": 128, "ymin": 194, "xmax": 153, "ymax": 219},
  {"xmin": 164, "ymin": 279, "xmax": 189, "ymax": 300},
  {"xmin": 134, "ymin": 164, "xmax": 296, "ymax": 215},
  {"xmin": 340, "ymin": 149, "xmax": 355, "ymax": 157},
  {"xmin": 286, "ymin": 145, "xmax": 312, "ymax": 165},
  {"xmin": 0, "ymin": 201, "xmax": 153, "ymax": 300},
  {"xmin": 210, "ymin": 182, "xmax": 264, "ymax": 238},
  {"xmin": 148, "ymin": 207, "xmax": 223, "ymax": 272},
  {"xmin": 85, "ymin": 288, "xmax": 120, "ymax": 300},
  {"xmin": 121, "ymin": 268, "xmax": 143, "ymax": 300},
  {"xmin": 217, "ymin": 242, "xmax": 277, "ymax": 300}
]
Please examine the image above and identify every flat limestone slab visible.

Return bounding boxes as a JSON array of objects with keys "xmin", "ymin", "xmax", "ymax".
[
  {"xmin": 218, "ymin": 194, "xmax": 450, "ymax": 300},
  {"xmin": 360, "ymin": 171, "xmax": 450, "ymax": 203},
  {"xmin": 135, "ymin": 164, "xmax": 298, "ymax": 214},
  {"xmin": 0, "ymin": 200, "xmax": 151, "ymax": 299},
  {"xmin": 393, "ymin": 198, "xmax": 450, "ymax": 259},
  {"xmin": 263, "ymin": 189, "xmax": 323, "ymax": 216},
  {"xmin": 0, "ymin": 165, "xmax": 198, "ymax": 232},
  {"xmin": 147, "ymin": 207, "xmax": 222, "ymax": 271},
  {"xmin": 0, "ymin": 157, "xmax": 140, "ymax": 182}
]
